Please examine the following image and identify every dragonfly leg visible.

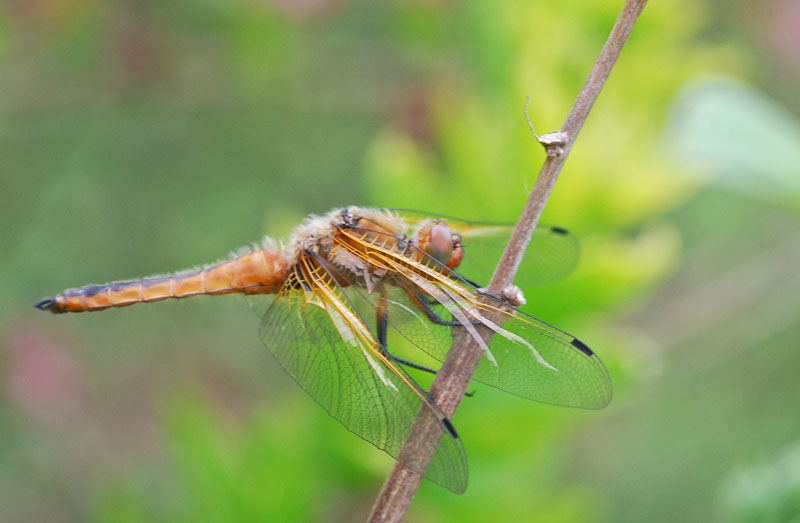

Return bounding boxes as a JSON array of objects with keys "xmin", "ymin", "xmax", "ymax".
[
  {"xmin": 458, "ymin": 274, "xmax": 484, "ymax": 289},
  {"xmin": 391, "ymin": 355, "xmax": 436, "ymax": 374},
  {"xmin": 376, "ymin": 310, "xmax": 433, "ymax": 376},
  {"xmin": 376, "ymin": 294, "xmax": 474, "ymax": 397},
  {"xmin": 439, "ymin": 284, "xmax": 508, "ymax": 309},
  {"xmin": 387, "ymin": 355, "xmax": 474, "ymax": 397},
  {"xmin": 376, "ymin": 304, "xmax": 438, "ymax": 373},
  {"xmin": 412, "ymin": 291, "xmax": 486, "ymax": 327}
]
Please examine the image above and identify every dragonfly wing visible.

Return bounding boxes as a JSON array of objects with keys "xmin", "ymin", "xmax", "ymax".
[
  {"xmin": 469, "ymin": 296, "xmax": 612, "ymax": 409},
  {"xmin": 338, "ymin": 223, "xmax": 611, "ymax": 410},
  {"xmin": 390, "ymin": 209, "xmax": 579, "ymax": 287},
  {"xmin": 370, "ymin": 286, "xmax": 611, "ymax": 409},
  {"xmin": 258, "ymin": 266, "xmax": 468, "ymax": 493},
  {"xmin": 246, "ymin": 294, "xmax": 276, "ymax": 318},
  {"xmin": 458, "ymin": 226, "xmax": 578, "ymax": 288}
]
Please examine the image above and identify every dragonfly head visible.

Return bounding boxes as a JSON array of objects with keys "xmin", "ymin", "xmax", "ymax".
[
  {"xmin": 448, "ymin": 233, "xmax": 463, "ymax": 270},
  {"xmin": 418, "ymin": 221, "xmax": 463, "ymax": 270}
]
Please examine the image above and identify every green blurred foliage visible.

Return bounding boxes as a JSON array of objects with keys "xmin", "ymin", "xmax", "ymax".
[
  {"xmin": 670, "ymin": 79, "xmax": 800, "ymax": 207},
  {"xmin": 719, "ymin": 440, "xmax": 800, "ymax": 523},
  {"xmin": 365, "ymin": 0, "xmax": 739, "ymax": 333},
  {"xmin": 2, "ymin": 0, "xmax": 799, "ymax": 522}
]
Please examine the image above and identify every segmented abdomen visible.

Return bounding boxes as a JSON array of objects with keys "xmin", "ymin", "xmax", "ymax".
[{"xmin": 35, "ymin": 249, "xmax": 289, "ymax": 314}]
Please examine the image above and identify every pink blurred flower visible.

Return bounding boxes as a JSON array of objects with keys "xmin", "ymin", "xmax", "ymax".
[
  {"xmin": 5, "ymin": 328, "xmax": 84, "ymax": 424},
  {"xmin": 769, "ymin": 0, "xmax": 800, "ymax": 64}
]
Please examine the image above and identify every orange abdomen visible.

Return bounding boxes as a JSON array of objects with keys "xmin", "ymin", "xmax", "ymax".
[{"xmin": 35, "ymin": 249, "xmax": 289, "ymax": 314}]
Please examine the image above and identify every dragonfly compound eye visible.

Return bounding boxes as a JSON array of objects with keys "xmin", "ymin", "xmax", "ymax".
[
  {"xmin": 447, "ymin": 234, "xmax": 463, "ymax": 270},
  {"xmin": 422, "ymin": 223, "xmax": 455, "ymax": 265}
]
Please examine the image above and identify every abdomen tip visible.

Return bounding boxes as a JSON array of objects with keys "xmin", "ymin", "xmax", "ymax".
[{"xmin": 34, "ymin": 297, "xmax": 60, "ymax": 313}]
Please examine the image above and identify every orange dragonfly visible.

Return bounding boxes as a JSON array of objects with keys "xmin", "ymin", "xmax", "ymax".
[{"xmin": 35, "ymin": 207, "xmax": 612, "ymax": 493}]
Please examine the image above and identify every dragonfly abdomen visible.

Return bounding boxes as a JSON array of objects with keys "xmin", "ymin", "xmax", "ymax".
[{"xmin": 35, "ymin": 249, "xmax": 289, "ymax": 314}]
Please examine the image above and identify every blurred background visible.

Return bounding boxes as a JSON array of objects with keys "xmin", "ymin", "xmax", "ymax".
[{"xmin": 2, "ymin": 0, "xmax": 800, "ymax": 521}]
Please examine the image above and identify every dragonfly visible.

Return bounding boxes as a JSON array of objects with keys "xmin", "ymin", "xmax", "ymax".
[{"xmin": 35, "ymin": 207, "xmax": 612, "ymax": 493}]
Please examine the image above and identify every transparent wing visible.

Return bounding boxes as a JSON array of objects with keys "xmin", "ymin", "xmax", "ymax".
[
  {"xmin": 338, "ymin": 224, "xmax": 612, "ymax": 409},
  {"xmin": 355, "ymin": 285, "xmax": 612, "ymax": 409},
  {"xmin": 258, "ymin": 263, "xmax": 468, "ymax": 493},
  {"xmin": 390, "ymin": 208, "xmax": 579, "ymax": 288},
  {"xmin": 473, "ymin": 295, "xmax": 611, "ymax": 408},
  {"xmin": 246, "ymin": 294, "xmax": 276, "ymax": 318}
]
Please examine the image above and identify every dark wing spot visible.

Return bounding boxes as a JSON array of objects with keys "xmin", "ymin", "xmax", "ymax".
[
  {"xmin": 550, "ymin": 226, "xmax": 569, "ymax": 235},
  {"xmin": 570, "ymin": 338, "xmax": 594, "ymax": 356},
  {"xmin": 441, "ymin": 417, "xmax": 459, "ymax": 439}
]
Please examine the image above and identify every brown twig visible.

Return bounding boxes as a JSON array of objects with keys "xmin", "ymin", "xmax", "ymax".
[{"xmin": 368, "ymin": 1, "xmax": 649, "ymax": 520}]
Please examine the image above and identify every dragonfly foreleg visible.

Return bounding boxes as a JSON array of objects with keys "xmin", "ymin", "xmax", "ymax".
[
  {"xmin": 411, "ymin": 290, "xmax": 484, "ymax": 327},
  {"xmin": 458, "ymin": 274, "xmax": 483, "ymax": 289}
]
